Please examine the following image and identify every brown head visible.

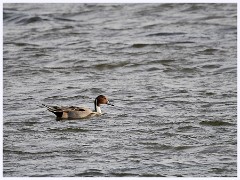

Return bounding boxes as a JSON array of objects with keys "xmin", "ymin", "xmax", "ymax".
[{"xmin": 95, "ymin": 95, "xmax": 114, "ymax": 106}]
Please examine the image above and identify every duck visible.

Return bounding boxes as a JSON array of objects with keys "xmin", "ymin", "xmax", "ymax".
[{"xmin": 42, "ymin": 95, "xmax": 114, "ymax": 120}]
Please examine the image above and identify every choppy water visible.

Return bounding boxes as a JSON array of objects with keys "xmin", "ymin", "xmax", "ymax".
[{"xmin": 3, "ymin": 3, "xmax": 237, "ymax": 177}]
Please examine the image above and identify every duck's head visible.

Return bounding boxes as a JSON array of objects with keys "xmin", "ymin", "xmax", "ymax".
[{"xmin": 95, "ymin": 95, "xmax": 114, "ymax": 106}]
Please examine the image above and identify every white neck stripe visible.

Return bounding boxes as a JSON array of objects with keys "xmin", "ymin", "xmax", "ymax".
[{"xmin": 94, "ymin": 99, "xmax": 102, "ymax": 113}]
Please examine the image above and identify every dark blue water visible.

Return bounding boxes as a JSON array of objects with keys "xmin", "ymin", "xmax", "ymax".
[{"xmin": 3, "ymin": 3, "xmax": 237, "ymax": 177}]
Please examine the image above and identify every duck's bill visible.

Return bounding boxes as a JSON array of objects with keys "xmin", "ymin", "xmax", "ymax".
[{"xmin": 107, "ymin": 101, "xmax": 114, "ymax": 106}]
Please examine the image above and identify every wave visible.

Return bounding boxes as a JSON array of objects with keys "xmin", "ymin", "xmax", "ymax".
[
  {"xmin": 131, "ymin": 43, "xmax": 166, "ymax": 48},
  {"xmin": 147, "ymin": 32, "xmax": 187, "ymax": 36},
  {"xmin": 4, "ymin": 12, "xmax": 48, "ymax": 24},
  {"xmin": 93, "ymin": 61, "xmax": 130, "ymax": 70},
  {"xmin": 199, "ymin": 120, "xmax": 233, "ymax": 126},
  {"xmin": 17, "ymin": 16, "xmax": 47, "ymax": 24},
  {"xmin": 132, "ymin": 41, "xmax": 194, "ymax": 48}
]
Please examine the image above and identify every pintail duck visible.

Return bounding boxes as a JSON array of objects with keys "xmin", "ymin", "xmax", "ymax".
[{"xmin": 43, "ymin": 95, "xmax": 114, "ymax": 120}]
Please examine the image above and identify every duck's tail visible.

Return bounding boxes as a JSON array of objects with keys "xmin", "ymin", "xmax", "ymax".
[
  {"xmin": 42, "ymin": 104, "xmax": 64, "ymax": 118},
  {"xmin": 42, "ymin": 104, "xmax": 57, "ymax": 112}
]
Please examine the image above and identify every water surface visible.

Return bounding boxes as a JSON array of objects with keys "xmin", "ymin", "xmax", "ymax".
[{"xmin": 3, "ymin": 3, "xmax": 237, "ymax": 177}]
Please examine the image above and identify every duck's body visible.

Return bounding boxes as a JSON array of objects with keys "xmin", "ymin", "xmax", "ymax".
[{"xmin": 43, "ymin": 95, "xmax": 113, "ymax": 120}]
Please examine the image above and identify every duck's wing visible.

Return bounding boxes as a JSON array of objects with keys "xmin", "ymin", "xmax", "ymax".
[
  {"xmin": 68, "ymin": 106, "xmax": 87, "ymax": 111},
  {"xmin": 42, "ymin": 104, "xmax": 86, "ymax": 112}
]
